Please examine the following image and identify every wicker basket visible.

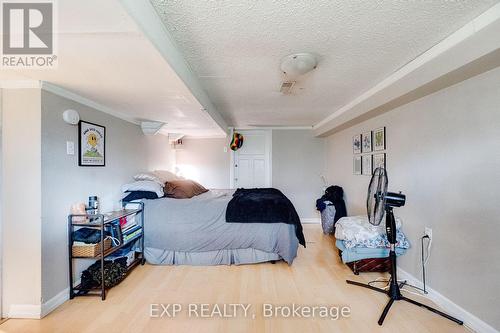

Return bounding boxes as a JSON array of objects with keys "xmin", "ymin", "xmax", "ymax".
[{"xmin": 72, "ymin": 237, "xmax": 112, "ymax": 257}]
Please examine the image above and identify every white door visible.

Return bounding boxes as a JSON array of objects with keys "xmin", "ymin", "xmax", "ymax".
[{"xmin": 232, "ymin": 130, "xmax": 271, "ymax": 188}]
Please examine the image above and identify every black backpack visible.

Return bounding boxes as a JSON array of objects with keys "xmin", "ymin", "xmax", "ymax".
[{"xmin": 324, "ymin": 185, "xmax": 347, "ymax": 223}]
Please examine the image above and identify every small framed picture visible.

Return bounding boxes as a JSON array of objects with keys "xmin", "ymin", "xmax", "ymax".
[
  {"xmin": 362, "ymin": 131, "xmax": 372, "ymax": 153},
  {"xmin": 373, "ymin": 153, "xmax": 386, "ymax": 171},
  {"xmin": 373, "ymin": 127, "xmax": 386, "ymax": 151},
  {"xmin": 353, "ymin": 134, "xmax": 362, "ymax": 154},
  {"xmin": 79, "ymin": 121, "xmax": 106, "ymax": 167},
  {"xmin": 362, "ymin": 155, "xmax": 373, "ymax": 176},
  {"xmin": 353, "ymin": 156, "xmax": 362, "ymax": 175}
]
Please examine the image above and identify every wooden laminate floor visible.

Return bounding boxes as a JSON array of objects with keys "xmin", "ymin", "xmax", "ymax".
[{"xmin": 0, "ymin": 225, "xmax": 467, "ymax": 333}]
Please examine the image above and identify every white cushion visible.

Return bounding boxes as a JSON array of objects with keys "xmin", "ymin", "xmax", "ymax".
[
  {"xmin": 122, "ymin": 180, "xmax": 164, "ymax": 197},
  {"xmin": 133, "ymin": 172, "xmax": 163, "ymax": 185},
  {"xmin": 153, "ymin": 170, "xmax": 181, "ymax": 183}
]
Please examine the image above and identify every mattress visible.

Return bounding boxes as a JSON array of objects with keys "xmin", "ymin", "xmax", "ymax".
[{"xmin": 139, "ymin": 190, "xmax": 299, "ymax": 265}]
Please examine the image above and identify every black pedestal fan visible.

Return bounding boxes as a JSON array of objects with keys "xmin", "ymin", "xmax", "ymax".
[{"xmin": 346, "ymin": 167, "xmax": 463, "ymax": 326}]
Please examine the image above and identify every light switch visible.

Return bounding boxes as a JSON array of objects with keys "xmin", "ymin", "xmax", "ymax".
[{"xmin": 66, "ymin": 141, "xmax": 75, "ymax": 155}]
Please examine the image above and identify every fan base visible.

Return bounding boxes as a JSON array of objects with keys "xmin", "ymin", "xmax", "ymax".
[
  {"xmin": 346, "ymin": 207, "xmax": 463, "ymax": 326},
  {"xmin": 346, "ymin": 276, "xmax": 463, "ymax": 326}
]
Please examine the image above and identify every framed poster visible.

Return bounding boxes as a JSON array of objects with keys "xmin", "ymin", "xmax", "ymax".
[
  {"xmin": 353, "ymin": 156, "xmax": 362, "ymax": 175},
  {"xmin": 352, "ymin": 134, "xmax": 362, "ymax": 154},
  {"xmin": 79, "ymin": 121, "xmax": 106, "ymax": 167},
  {"xmin": 373, "ymin": 153, "xmax": 386, "ymax": 171},
  {"xmin": 362, "ymin": 131, "xmax": 372, "ymax": 153},
  {"xmin": 373, "ymin": 127, "xmax": 386, "ymax": 151},
  {"xmin": 362, "ymin": 155, "xmax": 372, "ymax": 176}
]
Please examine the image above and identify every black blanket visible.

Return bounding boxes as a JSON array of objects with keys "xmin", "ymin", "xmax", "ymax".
[{"xmin": 226, "ymin": 188, "xmax": 306, "ymax": 247}]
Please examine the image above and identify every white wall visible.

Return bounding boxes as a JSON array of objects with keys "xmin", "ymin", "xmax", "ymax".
[
  {"xmin": 0, "ymin": 90, "xmax": 2, "ymax": 318},
  {"xmin": 177, "ymin": 130, "xmax": 325, "ymax": 220},
  {"xmin": 0, "ymin": 88, "xmax": 174, "ymax": 317},
  {"xmin": 272, "ymin": 130, "xmax": 325, "ymax": 220},
  {"xmin": 40, "ymin": 90, "xmax": 175, "ymax": 304},
  {"xmin": 325, "ymin": 67, "xmax": 500, "ymax": 330},
  {"xmin": 1, "ymin": 88, "xmax": 42, "ymax": 317},
  {"xmin": 145, "ymin": 134, "xmax": 176, "ymax": 172},
  {"xmin": 175, "ymin": 138, "xmax": 230, "ymax": 189}
]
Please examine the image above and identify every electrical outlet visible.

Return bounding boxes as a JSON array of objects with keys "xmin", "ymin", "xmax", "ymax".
[{"xmin": 425, "ymin": 227, "xmax": 432, "ymax": 240}]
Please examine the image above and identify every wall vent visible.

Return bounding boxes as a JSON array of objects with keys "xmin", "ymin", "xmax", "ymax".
[{"xmin": 279, "ymin": 80, "xmax": 296, "ymax": 94}]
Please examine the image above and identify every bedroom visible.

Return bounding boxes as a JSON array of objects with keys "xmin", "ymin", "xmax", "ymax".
[{"xmin": 0, "ymin": 0, "xmax": 499, "ymax": 332}]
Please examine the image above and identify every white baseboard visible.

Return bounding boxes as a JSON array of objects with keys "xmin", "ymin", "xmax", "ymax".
[
  {"xmin": 6, "ymin": 287, "xmax": 70, "ymax": 319},
  {"xmin": 41, "ymin": 288, "xmax": 69, "ymax": 318},
  {"xmin": 397, "ymin": 268, "xmax": 499, "ymax": 333},
  {"xmin": 7, "ymin": 304, "xmax": 41, "ymax": 319}
]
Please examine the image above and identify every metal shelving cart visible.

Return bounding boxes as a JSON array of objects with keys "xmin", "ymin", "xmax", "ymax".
[{"xmin": 68, "ymin": 201, "xmax": 145, "ymax": 300}]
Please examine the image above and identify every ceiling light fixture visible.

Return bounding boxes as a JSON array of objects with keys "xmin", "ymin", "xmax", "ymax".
[{"xmin": 280, "ymin": 53, "xmax": 318, "ymax": 78}]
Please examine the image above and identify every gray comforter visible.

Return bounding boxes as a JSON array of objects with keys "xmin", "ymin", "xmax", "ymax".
[{"xmin": 141, "ymin": 190, "xmax": 299, "ymax": 265}]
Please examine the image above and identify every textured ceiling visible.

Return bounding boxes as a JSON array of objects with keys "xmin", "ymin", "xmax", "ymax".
[
  {"xmin": 0, "ymin": 0, "xmax": 223, "ymax": 137},
  {"xmin": 151, "ymin": 0, "xmax": 498, "ymax": 127}
]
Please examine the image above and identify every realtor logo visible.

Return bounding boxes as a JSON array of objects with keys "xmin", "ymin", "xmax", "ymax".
[{"xmin": 1, "ymin": 0, "xmax": 57, "ymax": 68}]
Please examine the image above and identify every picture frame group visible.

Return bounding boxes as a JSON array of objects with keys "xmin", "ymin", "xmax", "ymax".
[{"xmin": 353, "ymin": 127, "xmax": 386, "ymax": 175}]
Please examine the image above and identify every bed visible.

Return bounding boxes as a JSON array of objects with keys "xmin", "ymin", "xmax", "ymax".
[{"xmin": 137, "ymin": 189, "xmax": 303, "ymax": 266}]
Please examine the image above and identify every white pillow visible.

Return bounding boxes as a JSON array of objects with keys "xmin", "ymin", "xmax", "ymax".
[
  {"xmin": 153, "ymin": 170, "xmax": 181, "ymax": 183},
  {"xmin": 122, "ymin": 180, "xmax": 164, "ymax": 197},
  {"xmin": 133, "ymin": 172, "xmax": 163, "ymax": 185}
]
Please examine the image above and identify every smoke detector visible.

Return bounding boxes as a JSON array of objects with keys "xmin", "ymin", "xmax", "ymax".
[{"xmin": 280, "ymin": 53, "xmax": 317, "ymax": 78}]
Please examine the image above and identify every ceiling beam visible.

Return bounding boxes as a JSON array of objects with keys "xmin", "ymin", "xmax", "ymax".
[
  {"xmin": 119, "ymin": 0, "xmax": 228, "ymax": 137},
  {"xmin": 313, "ymin": 3, "xmax": 500, "ymax": 137}
]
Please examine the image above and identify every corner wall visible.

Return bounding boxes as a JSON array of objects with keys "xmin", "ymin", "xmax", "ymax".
[
  {"xmin": 40, "ymin": 90, "xmax": 174, "ymax": 306},
  {"xmin": 0, "ymin": 88, "xmax": 175, "ymax": 317},
  {"xmin": 325, "ymin": 67, "xmax": 500, "ymax": 330},
  {"xmin": 175, "ymin": 138, "xmax": 230, "ymax": 188},
  {"xmin": 1, "ymin": 88, "xmax": 42, "ymax": 317},
  {"xmin": 272, "ymin": 130, "xmax": 325, "ymax": 220}
]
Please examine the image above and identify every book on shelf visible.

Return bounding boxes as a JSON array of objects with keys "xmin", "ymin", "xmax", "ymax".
[
  {"xmin": 122, "ymin": 224, "xmax": 141, "ymax": 235},
  {"xmin": 121, "ymin": 215, "xmax": 138, "ymax": 232},
  {"xmin": 122, "ymin": 222, "xmax": 138, "ymax": 233},
  {"xmin": 123, "ymin": 227, "xmax": 142, "ymax": 243}
]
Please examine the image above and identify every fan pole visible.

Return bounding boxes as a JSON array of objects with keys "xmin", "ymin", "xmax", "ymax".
[
  {"xmin": 378, "ymin": 207, "xmax": 402, "ymax": 324},
  {"xmin": 386, "ymin": 207, "xmax": 402, "ymax": 301},
  {"xmin": 346, "ymin": 206, "xmax": 464, "ymax": 326}
]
